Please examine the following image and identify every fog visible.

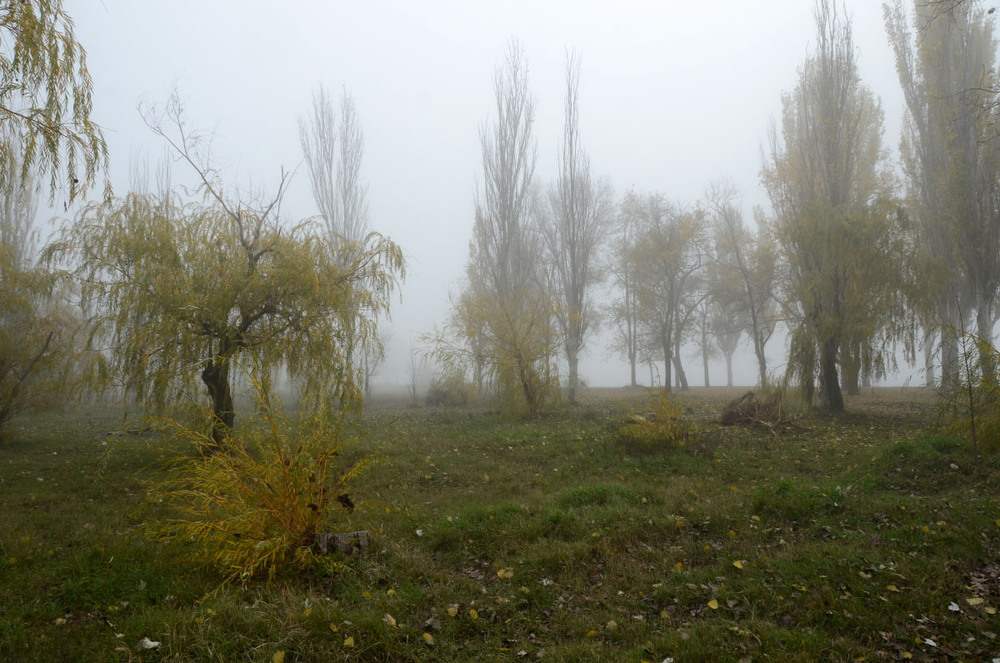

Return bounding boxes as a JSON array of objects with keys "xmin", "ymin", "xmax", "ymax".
[{"xmin": 67, "ymin": 1, "xmax": 917, "ymax": 390}]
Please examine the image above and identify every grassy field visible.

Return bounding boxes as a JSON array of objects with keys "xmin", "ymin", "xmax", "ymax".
[{"xmin": 2, "ymin": 386, "xmax": 999, "ymax": 662}]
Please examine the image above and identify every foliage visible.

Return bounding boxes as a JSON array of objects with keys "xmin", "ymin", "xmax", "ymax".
[
  {"xmin": 425, "ymin": 369, "xmax": 477, "ymax": 407},
  {"xmin": 612, "ymin": 389, "xmax": 695, "ymax": 453},
  {"xmin": 938, "ymin": 329, "xmax": 1000, "ymax": 454},
  {"xmin": 143, "ymin": 378, "xmax": 370, "ymax": 586},
  {"xmin": 0, "ymin": 243, "xmax": 79, "ymax": 440},
  {"xmin": 0, "ymin": 0, "xmax": 107, "ymax": 201}
]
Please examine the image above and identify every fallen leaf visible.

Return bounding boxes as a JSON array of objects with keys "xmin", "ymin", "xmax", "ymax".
[
  {"xmin": 708, "ymin": 599, "xmax": 719, "ymax": 610},
  {"xmin": 447, "ymin": 604, "xmax": 458, "ymax": 617},
  {"xmin": 422, "ymin": 632, "xmax": 435, "ymax": 645},
  {"xmin": 967, "ymin": 597, "xmax": 984, "ymax": 606},
  {"xmin": 948, "ymin": 602, "xmax": 961, "ymax": 612},
  {"xmin": 733, "ymin": 560, "xmax": 744, "ymax": 570},
  {"xmin": 344, "ymin": 636, "xmax": 355, "ymax": 647},
  {"xmin": 273, "ymin": 652, "xmax": 285, "ymax": 663},
  {"xmin": 138, "ymin": 637, "xmax": 160, "ymax": 650},
  {"xmin": 384, "ymin": 613, "xmax": 397, "ymax": 628},
  {"xmin": 469, "ymin": 608, "xmax": 479, "ymax": 620},
  {"xmin": 497, "ymin": 568, "xmax": 514, "ymax": 579},
  {"xmin": 585, "ymin": 629, "xmax": 598, "ymax": 638},
  {"xmin": 606, "ymin": 620, "xmax": 618, "ymax": 630}
]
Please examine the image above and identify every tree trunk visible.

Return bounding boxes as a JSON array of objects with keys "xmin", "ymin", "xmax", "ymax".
[
  {"xmin": 201, "ymin": 356, "xmax": 235, "ymax": 447},
  {"xmin": 725, "ymin": 350, "xmax": 734, "ymax": 387},
  {"xmin": 701, "ymin": 325, "xmax": 710, "ymax": 388},
  {"xmin": 628, "ymin": 347, "xmax": 637, "ymax": 387},
  {"xmin": 923, "ymin": 326, "xmax": 936, "ymax": 388},
  {"xmin": 567, "ymin": 347, "xmax": 579, "ymax": 405},
  {"xmin": 662, "ymin": 331, "xmax": 672, "ymax": 392},
  {"xmin": 841, "ymin": 347, "xmax": 861, "ymax": 396},
  {"xmin": 673, "ymin": 338, "xmax": 689, "ymax": 390},
  {"xmin": 819, "ymin": 339, "xmax": 844, "ymax": 412}
]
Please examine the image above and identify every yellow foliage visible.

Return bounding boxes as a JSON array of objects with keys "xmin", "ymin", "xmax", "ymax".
[
  {"xmin": 143, "ymin": 376, "xmax": 369, "ymax": 586},
  {"xmin": 614, "ymin": 389, "xmax": 695, "ymax": 452}
]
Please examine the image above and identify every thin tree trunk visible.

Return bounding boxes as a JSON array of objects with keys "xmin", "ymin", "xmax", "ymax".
[
  {"xmin": 819, "ymin": 339, "xmax": 844, "ymax": 412},
  {"xmin": 725, "ymin": 351, "xmax": 734, "ymax": 387}
]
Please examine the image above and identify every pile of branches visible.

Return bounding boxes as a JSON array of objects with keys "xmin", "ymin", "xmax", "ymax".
[{"xmin": 720, "ymin": 390, "xmax": 799, "ymax": 436}]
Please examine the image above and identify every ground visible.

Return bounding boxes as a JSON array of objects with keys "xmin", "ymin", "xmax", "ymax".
[{"xmin": 1, "ymin": 386, "xmax": 999, "ymax": 661}]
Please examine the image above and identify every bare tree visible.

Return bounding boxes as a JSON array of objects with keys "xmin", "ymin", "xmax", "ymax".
[
  {"xmin": 705, "ymin": 179, "xmax": 778, "ymax": 386},
  {"xmin": 300, "ymin": 86, "xmax": 389, "ymax": 397},
  {"xmin": 431, "ymin": 42, "xmax": 555, "ymax": 415},
  {"xmin": 540, "ymin": 52, "xmax": 611, "ymax": 404},
  {"xmin": 606, "ymin": 189, "xmax": 643, "ymax": 386}
]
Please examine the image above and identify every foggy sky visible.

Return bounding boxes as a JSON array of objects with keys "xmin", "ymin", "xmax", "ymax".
[{"xmin": 67, "ymin": 1, "xmax": 914, "ymax": 388}]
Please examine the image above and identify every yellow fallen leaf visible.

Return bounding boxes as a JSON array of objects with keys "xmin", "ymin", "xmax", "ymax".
[
  {"xmin": 585, "ymin": 629, "xmax": 598, "ymax": 638},
  {"xmin": 383, "ymin": 613, "xmax": 397, "ymax": 628},
  {"xmin": 343, "ymin": 636, "xmax": 355, "ymax": 648},
  {"xmin": 887, "ymin": 585, "xmax": 899, "ymax": 592},
  {"xmin": 727, "ymin": 529, "xmax": 736, "ymax": 537},
  {"xmin": 302, "ymin": 608, "xmax": 312, "ymax": 617},
  {"xmin": 386, "ymin": 589, "xmax": 396, "ymax": 596},
  {"xmin": 966, "ymin": 597, "xmax": 984, "ymax": 606},
  {"xmin": 273, "ymin": 652, "xmax": 285, "ymax": 663},
  {"xmin": 986, "ymin": 607, "xmax": 997, "ymax": 615},
  {"xmin": 901, "ymin": 652, "xmax": 912, "ymax": 659},
  {"xmin": 606, "ymin": 620, "xmax": 618, "ymax": 630},
  {"xmin": 497, "ymin": 568, "xmax": 514, "ymax": 579},
  {"xmin": 733, "ymin": 560, "xmax": 744, "ymax": 570},
  {"xmin": 422, "ymin": 632, "xmax": 435, "ymax": 645},
  {"xmin": 329, "ymin": 622, "xmax": 338, "ymax": 632},
  {"xmin": 447, "ymin": 604, "xmax": 458, "ymax": 617},
  {"xmin": 469, "ymin": 608, "xmax": 479, "ymax": 620},
  {"xmin": 708, "ymin": 599, "xmax": 719, "ymax": 610},
  {"xmin": 674, "ymin": 562, "xmax": 683, "ymax": 571}
]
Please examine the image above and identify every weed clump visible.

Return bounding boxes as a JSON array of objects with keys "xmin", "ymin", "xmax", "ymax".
[{"xmin": 611, "ymin": 389, "xmax": 694, "ymax": 453}]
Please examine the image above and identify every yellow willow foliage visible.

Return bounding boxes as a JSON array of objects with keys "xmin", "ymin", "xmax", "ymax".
[{"xmin": 143, "ymin": 377, "xmax": 371, "ymax": 586}]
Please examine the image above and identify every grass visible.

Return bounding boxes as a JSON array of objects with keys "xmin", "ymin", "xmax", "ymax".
[{"xmin": 2, "ymin": 387, "xmax": 1000, "ymax": 661}]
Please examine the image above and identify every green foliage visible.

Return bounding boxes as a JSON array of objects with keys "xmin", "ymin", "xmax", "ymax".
[
  {"xmin": 938, "ymin": 330, "xmax": 1000, "ymax": 454},
  {"xmin": 0, "ymin": 0, "xmax": 108, "ymax": 201},
  {"xmin": 613, "ymin": 389, "xmax": 695, "ymax": 453},
  {"xmin": 143, "ymin": 379, "xmax": 370, "ymax": 585}
]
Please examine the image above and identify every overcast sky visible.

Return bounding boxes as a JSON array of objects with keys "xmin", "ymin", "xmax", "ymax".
[{"xmin": 67, "ymin": 1, "xmax": 918, "ymax": 388}]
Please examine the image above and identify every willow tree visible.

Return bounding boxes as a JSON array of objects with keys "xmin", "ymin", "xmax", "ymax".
[
  {"xmin": 0, "ymin": 1, "xmax": 107, "ymax": 437},
  {"xmin": 885, "ymin": 0, "xmax": 1000, "ymax": 386},
  {"xmin": 540, "ymin": 53, "xmax": 611, "ymax": 404},
  {"xmin": 49, "ymin": 101, "xmax": 403, "ymax": 446},
  {"xmin": 762, "ymin": 0, "xmax": 903, "ymax": 411},
  {"xmin": 0, "ymin": 0, "xmax": 107, "ymax": 201}
]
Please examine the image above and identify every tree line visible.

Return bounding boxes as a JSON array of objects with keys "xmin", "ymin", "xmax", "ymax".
[{"xmin": 431, "ymin": 0, "xmax": 1000, "ymax": 415}]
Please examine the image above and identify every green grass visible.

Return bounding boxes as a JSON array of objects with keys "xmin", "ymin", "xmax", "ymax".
[{"xmin": 2, "ymin": 387, "xmax": 1000, "ymax": 661}]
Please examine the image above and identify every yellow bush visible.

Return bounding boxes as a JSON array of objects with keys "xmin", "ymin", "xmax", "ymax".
[
  {"xmin": 144, "ymin": 385, "xmax": 369, "ymax": 585},
  {"xmin": 614, "ymin": 389, "xmax": 694, "ymax": 452}
]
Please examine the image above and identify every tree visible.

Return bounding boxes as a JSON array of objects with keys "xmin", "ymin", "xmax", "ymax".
[
  {"xmin": 886, "ymin": 0, "xmax": 1000, "ymax": 386},
  {"xmin": 49, "ymin": 98, "xmax": 403, "ymax": 446},
  {"xmin": 540, "ymin": 52, "xmax": 611, "ymax": 404},
  {"xmin": 762, "ymin": 0, "xmax": 901, "ymax": 412},
  {"xmin": 299, "ymin": 86, "xmax": 388, "ymax": 397},
  {"xmin": 606, "ymin": 190, "xmax": 644, "ymax": 387},
  {"xmin": 0, "ymin": 0, "xmax": 107, "ymax": 201},
  {"xmin": 631, "ymin": 194, "xmax": 705, "ymax": 392},
  {"xmin": 0, "ymin": 155, "xmax": 78, "ymax": 438},
  {"xmin": 438, "ymin": 42, "xmax": 556, "ymax": 416},
  {"xmin": 705, "ymin": 180, "xmax": 778, "ymax": 385},
  {"xmin": 0, "ymin": 1, "xmax": 107, "ymax": 437}
]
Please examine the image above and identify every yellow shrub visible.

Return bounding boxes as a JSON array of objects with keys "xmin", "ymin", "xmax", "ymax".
[
  {"xmin": 614, "ymin": 389, "xmax": 694, "ymax": 452},
  {"xmin": 144, "ymin": 387, "xmax": 369, "ymax": 585}
]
